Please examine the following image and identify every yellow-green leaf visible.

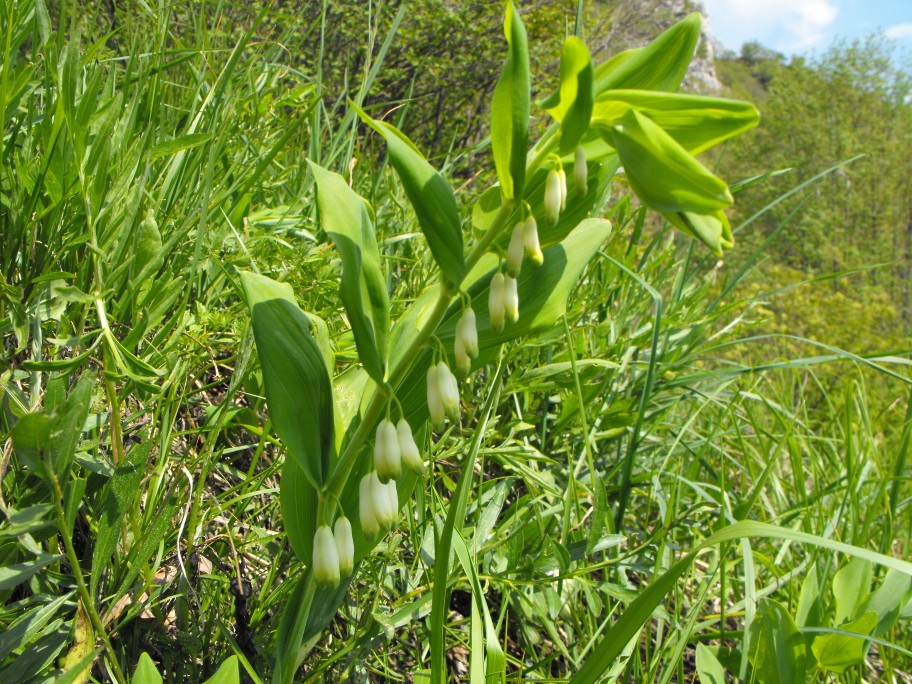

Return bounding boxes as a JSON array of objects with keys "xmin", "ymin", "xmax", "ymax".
[
  {"xmin": 491, "ymin": 1, "xmax": 530, "ymax": 202},
  {"xmin": 542, "ymin": 37, "xmax": 594, "ymax": 154}
]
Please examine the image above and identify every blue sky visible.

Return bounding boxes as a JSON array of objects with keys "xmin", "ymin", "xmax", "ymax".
[{"xmin": 702, "ymin": 0, "xmax": 912, "ymax": 57}]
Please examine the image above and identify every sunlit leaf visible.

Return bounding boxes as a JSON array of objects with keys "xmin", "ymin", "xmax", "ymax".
[
  {"xmin": 309, "ymin": 161, "xmax": 389, "ymax": 384},
  {"xmin": 542, "ymin": 37, "xmax": 594, "ymax": 154},
  {"xmin": 491, "ymin": 1, "xmax": 530, "ymax": 202},
  {"xmin": 812, "ymin": 611, "xmax": 877, "ymax": 674},
  {"xmin": 749, "ymin": 600, "xmax": 808, "ymax": 684}
]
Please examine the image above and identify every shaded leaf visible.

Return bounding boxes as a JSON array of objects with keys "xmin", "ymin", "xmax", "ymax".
[{"xmin": 749, "ymin": 600, "xmax": 808, "ymax": 684}]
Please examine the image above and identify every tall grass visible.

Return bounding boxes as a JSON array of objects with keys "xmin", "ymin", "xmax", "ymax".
[{"xmin": 1, "ymin": 1, "xmax": 909, "ymax": 682}]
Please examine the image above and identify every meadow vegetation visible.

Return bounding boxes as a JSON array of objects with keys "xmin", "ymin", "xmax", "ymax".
[{"xmin": 1, "ymin": 1, "xmax": 910, "ymax": 683}]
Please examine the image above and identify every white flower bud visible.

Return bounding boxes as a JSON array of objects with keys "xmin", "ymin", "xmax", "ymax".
[
  {"xmin": 460, "ymin": 307, "xmax": 478, "ymax": 358},
  {"xmin": 574, "ymin": 145, "xmax": 588, "ymax": 196},
  {"xmin": 427, "ymin": 364, "xmax": 445, "ymax": 430},
  {"xmin": 313, "ymin": 525, "xmax": 340, "ymax": 587},
  {"xmin": 359, "ymin": 474, "xmax": 380, "ymax": 541},
  {"xmin": 436, "ymin": 361, "xmax": 460, "ymax": 424},
  {"xmin": 397, "ymin": 418, "xmax": 425, "ymax": 474},
  {"xmin": 374, "ymin": 419, "xmax": 401, "ymax": 483},
  {"xmin": 334, "ymin": 516, "xmax": 355, "ymax": 577},
  {"xmin": 370, "ymin": 471, "xmax": 397, "ymax": 530},
  {"xmin": 506, "ymin": 223, "xmax": 524, "ymax": 277},
  {"xmin": 489, "ymin": 271, "xmax": 506, "ymax": 333},
  {"xmin": 523, "ymin": 215, "xmax": 543, "ymax": 266},
  {"xmin": 454, "ymin": 329, "xmax": 471, "ymax": 376},
  {"xmin": 545, "ymin": 168, "xmax": 562, "ymax": 226},
  {"xmin": 558, "ymin": 167, "xmax": 568, "ymax": 210},
  {"xmin": 504, "ymin": 275, "xmax": 519, "ymax": 323}
]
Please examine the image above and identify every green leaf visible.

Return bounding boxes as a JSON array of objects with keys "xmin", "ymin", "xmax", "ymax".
[
  {"xmin": 202, "ymin": 656, "xmax": 239, "ymax": 684},
  {"xmin": 795, "ymin": 564, "xmax": 821, "ymax": 627},
  {"xmin": 610, "ymin": 109, "xmax": 732, "ymax": 214},
  {"xmin": 542, "ymin": 37, "xmax": 594, "ymax": 154},
  {"xmin": 695, "ymin": 644, "xmax": 726, "ymax": 684},
  {"xmin": 594, "ymin": 13, "xmax": 701, "ymax": 94},
  {"xmin": 355, "ymin": 112, "xmax": 465, "ymax": 285},
  {"xmin": 308, "ymin": 161, "xmax": 389, "ymax": 384},
  {"xmin": 133, "ymin": 652, "xmax": 163, "ymax": 684},
  {"xmin": 0, "ymin": 593, "xmax": 72, "ymax": 662},
  {"xmin": 241, "ymin": 272, "xmax": 335, "ymax": 489},
  {"xmin": 811, "ymin": 611, "xmax": 877, "ymax": 674},
  {"xmin": 149, "ymin": 133, "xmax": 212, "ymax": 159},
  {"xmin": 91, "ymin": 439, "xmax": 151, "ymax": 595},
  {"xmin": 833, "ymin": 557, "xmax": 873, "ymax": 625},
  {"xmin": 592, "ymin": 90, "xmax": 759, "ymax": 155},
  {"xmin": 10, "ymin": 376, "xmax": 92, "ymax": 482},
  {"xmin": 663, "ymin": 209, "xmax": 733, "ymax": 256},
  {"xmin": 860, "ymin": 569, "xmax": 912, "ymax": 637},
  {"xmin": 490, "ymin": 1, "xmax": 530, "ymax": 202},
  {"xmin": 749, "ymin": 600, "xmax": 808, "ymax": 684},
  {"xmin": 280, "ymin": 457, "xmax": 317, "ymax": 568}
]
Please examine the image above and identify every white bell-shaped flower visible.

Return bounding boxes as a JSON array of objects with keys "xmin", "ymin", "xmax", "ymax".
[
  {"xmin": 427, "ymin": 364, "xmax": 445, "ymax": 430},
  {"xmin": 397, "ymin": 418, "xmax": 425, "ymax": 474},
  {"xmin": 507, "ymin": 222, "xmax": 525, "ymax": 277},
  {"xmin": 504, "ymin": 275, "xmax": 519, "ymax": 323},
  {"xmin": 312, "ymin": 525, "xmax": 340, "ymax": 587},
  {"xmin": 359, "ymin": 474, "xmax": 380, "ymax": 542},
  {"xmin": 574, "ymin": 145, "xmax": 588, "ymax": 196},
  {"xmin": 373, "ymin": 418, "xmax": 401, "ymax": 483},
  {"xmin": 545, "ymin": 168, "xmax": 562, "ymax": 226},
  {"xmin": 436, "ymin": 361, "xmax": 460, "ymax": 424},
  {"xmin": 489, "ymin": 271, "xmax": 506, "ymax": 333},
  {"xmin": 334, "ymin": 516, "xmax": 355, "ymax": 577},
  {"xmin": 523, "ymin": 215, "xmax": 543, "ymax": 265}
]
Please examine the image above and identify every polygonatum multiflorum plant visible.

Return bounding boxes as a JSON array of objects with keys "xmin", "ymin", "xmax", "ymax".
[{"xmin": 240, "ymin": 7, "xmax": 759, "ymax": 682}]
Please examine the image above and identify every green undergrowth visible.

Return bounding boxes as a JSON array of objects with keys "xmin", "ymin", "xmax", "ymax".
[{"xmin": 0, "ymin": 1, "xmax": 909, "ymax": 682}]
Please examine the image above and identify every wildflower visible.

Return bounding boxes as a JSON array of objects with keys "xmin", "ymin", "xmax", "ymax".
[
  {"xmin": 374, "ymin": 419, "xmax": 401, "ymax": 483},
  {"xmin": 454, "ymin": 307, "xmax": 478, "ymax": 375},
  {"xmin": 427, "ymin": 364, "xmax": 445, "ymax": 431},
  {"xmin": 504, "ymin": 275, "xmax": 519, "ymax": 323},
  {"xmin": 313, "ymin": 525, "xmax": 340, "ymax": 587},
  {"xmin": 522, "ymin": 215, "xmax": 543, "ymax": 265},
  {"xmin": 507, "ymin": 222, "xmax": 525, "ymax": 277},
  {"xmin": 334, "ymin": 516, "xmax": 355, "ymax": 577},
  {"xmin": 545, "ymin": 168, "xmax": 562, "ymax": 226},
  {"xmin": 436, "ymin": 361, "xmax": 460, "ymax": 423},
  {"xmin": 370, "ymin": 471, "xmax": 398, "ymax": 530},
  {"xmin": 459, "ymin": 307, "xmax": 478, "ymax": 358},
  {"xmin": 558, "ymin": 167, "xmax": 568, "ymax": 210},
  {"xmin": 359, "ymin": 474, "xmax": 380, "ymax": 541},
  {"xmin": 397, "ymin": 418, "xmax": 425, "ymax": 474},
  {"xmin": 574, "ymin": 145, "xmax": 588, "ymax": 196},
  {"xmin": 489, "ymin": 271, "xmax": 506, "ymax": 333}
]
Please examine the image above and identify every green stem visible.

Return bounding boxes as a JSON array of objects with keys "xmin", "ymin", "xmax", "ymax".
[
  {"xmin": 51, "ymin": 475, "xmax": 126, "ymax": 684},
  {"xmin": 323, "ymin": 200, "xmax": 516, "ymax": 511}
]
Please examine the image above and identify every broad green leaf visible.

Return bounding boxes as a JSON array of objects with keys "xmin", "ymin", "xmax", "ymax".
[
  {"xmin": 308, "ymin": 161, "xmax": 389, "ymax": 384},
  {"xmin": 241, "ymin": 272, "xmax": 334, "ymax": 489},
  {"xmin": 594, "ymin": 13, "xmax": 701, "ymax": 94},
  {"xmin": 749, "ymin": 600, "xmax": 808, "ymax": 684},
  {"xmin": 592, "ymin": 90, "xmax": 760, "ymax": 154},
  {"xmin": 695, "ymin": 644, "xmax": 726, "ymax": 684},
  {"xmin": 663, "ymin": 208, "xmax": 733, "ymax": 256},
  {"xmin": 795, "ymin": 564, "xmax": 821, "ymax": 627},
  {"xmin": 542, "ymin": 37, "xmax": 594, "ymax": 154},
  {"xmin": 10, "ymin": 376, "xmax": 91, "ymax": 482},
  {"xmin": 812, "ymin": 611, "xmax": 877, "ymax": 674},
  {"xmin": 133, "ymin": 652, "xmax": 164, "ymax": 684},
  {"xmin": 280, "ymin": 458, "xmax": 316, "ymax": 567},
  {"xmin": 610, "ymin": 109, "xmax": 732, "ymax": 214},
  {"xmin": 833, "ymin": 557, "xmax": 873, "ymax": 625},
  {"xmin": 355, "ymin": 113, "xmax": 465, "ymax": 285},
  {"xmin": 860, "ymin": 569, "xmax": 912, "ymax": 637},
  {"xmin": 490, "ymin": 1, "xmax": 530, "ymax": 202},
  {"xmin": 202, "ymin": 656, "xmax": 240, "ymax": 684}
]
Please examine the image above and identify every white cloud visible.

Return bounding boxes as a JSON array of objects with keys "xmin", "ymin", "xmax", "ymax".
[
  {"xmin": 703, "ymin": 0, "xmax": 839, "ymax": 53},
  {"xmin": 885, "ymin": 23, "xmax": 912, "ymax": 40}
]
